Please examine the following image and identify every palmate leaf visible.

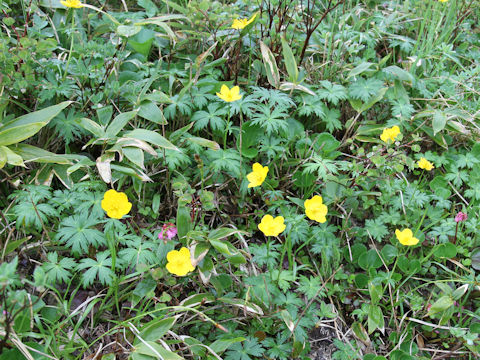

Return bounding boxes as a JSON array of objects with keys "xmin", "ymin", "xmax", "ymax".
[
  {"xmin": 76, "ymin": 251, "xmax": 113, "ymax": 288},
  {"xmin": 264, "ymin": 334, "xmax": 291, "ymax": 360},
  {"xmin": 250, "ymin": 243, "xmax": 280, "ymax": 268},
  {"xmin": 348, "ymin": 78, "xmax": 384, "ymax": 102},
  {"xmin": 297, "ymin": 94, "xmax": 326, "ymax": 118},
  {"xmin": 225, "ymin": 337, "xmax": 265, "ymax": 360},
  {"xmin": 250, "ymin": 105, "xmax": 289, "ymax": 135},
  {"xmin": 118, "ymin": 239, "xmax": 158, "ymax": 269},
  {"xmin": 56, "ymin": 213, "xmax": 106, "ymax": 255},
  {"xmin": 9, "ymin": 185, "xmax": 52, "ymax": 203},
  {"xmin": 163, "ymin": 148, "xmax": 191, "ymax": 170},
  {"xmin": 298, "ymin": 275, "xmax": 322, "ymax": 300},
  {"xmin": 43, "ymin": 252, "xmax": 76, "ymax": 285},
  {"xmin": 192, "ymin": 103, "xmax": 227, "ymax": 131},
  {"xmin": 206, "ymin": 148, "xmax": 241, "ymax": 177},
  {"xmin": 13, "ymin": 202, "xmax": 56, "ymax": 232},
  {"xmin": 318, "ymin": 80, "xmax": 347, "ymax": 105},
  {"xmin": 250, "ymin": 87, "xmax": 296, "ymax": 108},
  {"xmin": 302, "ymin": 155, "xmax": 338, "ymax": 180}
]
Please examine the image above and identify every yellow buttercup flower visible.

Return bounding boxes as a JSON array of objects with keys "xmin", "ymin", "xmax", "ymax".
[
  {"xmin": 231, "ymin": 13, "xmax": 257, "ymax": 30},
  {"xmin": 438, "ymin": 0, "xmax": 448, "ymax": 2},
  {"xmin": 380, "ymin": 125, "xmax": 401, "ymax": 143},
  {"xmin": 101, "ymin": 189, "xmax": 132, "ymax": 219},
  {"xmin": 395, "ymin": 228, "xmax": 419, "ymax": 246},
  {"xmin": 258, "ymin": 215, "xmax": 286, "ymax": 237},
  {"xmin": 247, "ymin": 163, "xmax": 269, "ymax": 188},
  {"xmin": 417, "ymin": 157, "xmax": 434, "ymax": 171},
  {"xmin": 304, "ymin": 195, "xmax": 328, "ymax": 223},
  {"xmin": 166, "ymin": 247, "xmax": 195, "ymax": 276},
  {"xmin": 60, "ymin": 0, "xmax": 84, "ymax": 8},
  {"xmin": 216, "ymin": 85, "xmax": 242, "ymax": 102}
]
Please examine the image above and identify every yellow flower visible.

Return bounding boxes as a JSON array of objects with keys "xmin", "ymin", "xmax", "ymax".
[
  {"xmin": 304, "ymin": 195, "xmax": 328, "ymax": 223},
  {"xmin": 60, "ymin": 0, "xmax": 84, "ymax": 8},
  {"xmin": 231, "ymin": 13, "xmax": 257, "ymax": 30},
  {"xmin": 380, "ymin": 125, "xmax": 401, "ymax": 143},
  {"xmin": 216, "ymin": 85, "xmax": 242, "ymax": 102},
  {"xmin": 101, "ymin": 189, "xmax": 132, "ymax": 219},
  {"xmin": 438, "ymin": 0, "xmax": 448, "ymax": 2},
  {"xmin": 258, "ymin": 215, "xmax": 286, "ymax": 237},
  {"xmin": 247, "ymin": 163, "xmax": 269, "ymax": 188},
  {"xmin": 395, "ymin": 228, "xmax": 419, "ymax": 246},
  {"xmin": 417, "ymin": 157, "xmax": 434, "ymax": 171},
  {"xmin": 166, "ymin": 247, "xmax": 195, "ymax": 276}
]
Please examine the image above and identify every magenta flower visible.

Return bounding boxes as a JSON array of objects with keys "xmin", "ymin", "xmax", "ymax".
[
  {"xmin": 455, "ymin": 212, "xmax": 468, "ymax": 223},
  {"xmin": 158, "ymin": 223, "xmax": 177, "ymax": 242}
]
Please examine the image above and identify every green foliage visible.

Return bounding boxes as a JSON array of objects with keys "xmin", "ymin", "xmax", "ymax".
[{"xmin": 1, "ymin": 0, "xmax": 480, "ymax": 358}]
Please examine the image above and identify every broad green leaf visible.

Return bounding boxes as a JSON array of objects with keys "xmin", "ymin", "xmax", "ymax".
[
  {"xmin": 124, "ymin": 129, "xmax": 179, "ymax": 151},
  {"xmin": 116, "ymin": 25, "xmax": 142, "ymax": 37},
  {"xmin": 13, "ymin": 144, "xmax": 82, "ymax": 165},
  {"xmin": 1, "ymin": 146, "xmax": 24, "ymax": 167},
  {"xmin": 0, "ymin": 146, "xmax": 6, "ymax": 168},
  {"xmin": 75, "ymin": 118, "xmax": 106, "ymax": 138},
  {"xmin": 123, "ymin": 147, "xmax": 145, "ymax": 169},
  {"xmin": 1, "ymin": 101, "xmax": 70, "ymax": 131},
  {"xmin": 138, "ymin": 101, "xmax": 167, "ymax": 124},
  {"xmin": 209, "ymin": 337, "xmax": 245, "ymax": 354},
  {"xmin": 139, "ymin": 317, "xmax": 176, "ymax": 342},
  {"xmin": 0, "ymin": 123, "xmax": 46, "ymax": 146},
  {"xmin": 106, "ymin": 110, "xmax": 137, "ymax": 138},
  {"xmin": 208, "ymin": 227, "xmax": 245, "ymax": 241},
  {"xmin": 176, "ymin": 205, "xmax": 191, "ymax": 239},
  {"xmin": 348, "ymin": 62, "xmax": 375, "ymax": 79},
  {"xmin": 132, "ymin": 341, "xmax": 184, "ymax": 360},
  {"xmin": 209, "ymin": 239, "xmax": 232, "ymax": 256},
  {"xmin": 187, "ymin": 137, "xmax": 220, "ymax": 150},
  {"xmin": 367, "ymin": 304, "xmax": 384, "ymax": 334},
  {"xmin": 426, "ymin": 295, "xmax": 453, "ymax": 317},
  {"xmin": 260, "ymin": 41, "xmax": 280, "ymax": 88},
  {"xmin": 432, "ymin": 111, "xmax": 447, "ymax": 135},
  {"xmin": 281, "ymin": 36, "xmax": 298, "ymax": 83}
]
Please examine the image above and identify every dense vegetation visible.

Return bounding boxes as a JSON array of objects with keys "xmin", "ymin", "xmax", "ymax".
[{"xmin": 0, "ymin": 0, "xmax": 480, "ymax": 359}]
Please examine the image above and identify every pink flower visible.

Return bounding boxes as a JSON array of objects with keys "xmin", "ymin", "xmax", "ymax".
[
  {"xmin": 158, "ymin": 223, "xmax": 177, "ymax": 242},
  {"xmin": 455, "ymin": 212, "xmax": 468, "ymax": 223}
]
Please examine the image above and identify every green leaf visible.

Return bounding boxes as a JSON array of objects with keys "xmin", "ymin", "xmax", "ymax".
[
  {"xmin": 176, "ymin": 205, "xmax": 191, "ymax": 239},
  {"xmin": 105, "ymin": 110, "xmax": 137, "ymax": 138},
  {"xmin": 210, "ymin": 337, "xmax": 245, "ymax": 355},
  {"xmin": 139, "ymin": 317, "xmax": 176, "ymax": 342},
  {"xmin": 432, "ymin": 110, "xmax": 447, "ymax": 135},
  {"xmin": 124, "ymin": 129, "xmax": 179, "ymax": 151},
  {"xmin": 75, "ymin": 117, "xmax": 106, "ymax": 138},
  {"xmin": 367, "ymin": 304, "xmax": 384, "ymax": 334},
  {"xmin": 426, "ymin": 295, "xmax": 453, "ymax": 317},
  {"xmin": 1, "ymin": 146, "xmax": 24, "ymax": 167},
  {"xmin": 132, "ymin": 341, "xmax": 184, "ymax": 360},
  {"xmin": 208, "ymin": 227, "xmax": 245, "ymax": 241},
  {"xmin": 281, "ymin": 36, "xmax": 298, "ymax": 83},
  {"xmin": 260, "ymin": 41, "xmax": 280, "ymax": 88},
  {"xmin": 348, "ymin": 62, "xmax": 376, "ymax": 78},
  {"xmin": 116, "ymin": 25, "xmax": 142, "ymax": 37},
  {"xmin": 138, "ymin": 101, "xmax": 167, "ymax": 125}
]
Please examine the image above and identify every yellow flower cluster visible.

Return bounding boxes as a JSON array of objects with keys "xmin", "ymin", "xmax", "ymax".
[
  {"xmin": 304, "ymin": 195, "xmax": 328, "ymax": 223},
  {"xmin": 417, "ymin": 157, "xmax": 434, "ymax": 171},
  {"xmin": 101, "ymin": 189, "xmax": 132, "ymax": 219},
  {"xmin": 231, "ymin": 14, "xmax": 257, "ymax": 30},
  {"xmin": 247, "ymin": 163, "xmax": 269, "ymax": 188},
  {"xmin": 166, "ymin": 247, "xmax": 195, "ymax": 276},
  {"xmin": 395, "ymin": 228, "xmax": 419, "ymax": 246},
  {"xmin": 60, "ymin": 0, "xmax": 84, "ymax": 8},
  {"xmin": 216, "ymin": 85, "xmax": 242, "ymax": 102},
  {"xmin": 380, "ymin": 125, "xmax": 400, "ymax": 143}
]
